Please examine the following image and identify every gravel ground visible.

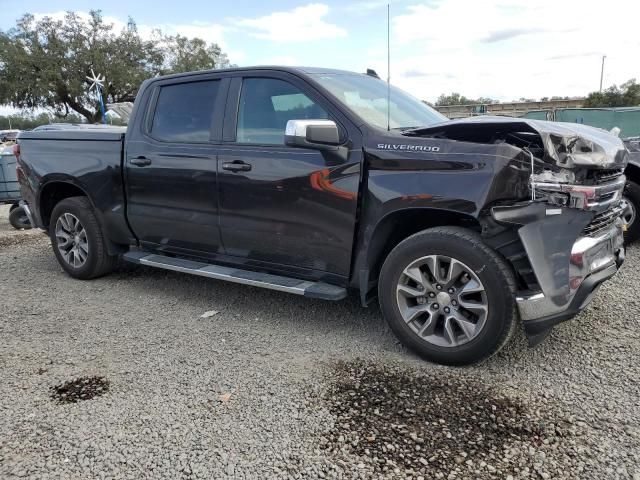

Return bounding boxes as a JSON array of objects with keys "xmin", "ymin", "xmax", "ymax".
[{"xmin": 0, "ymin": 203, "xmax": 639, "ymax": 479}]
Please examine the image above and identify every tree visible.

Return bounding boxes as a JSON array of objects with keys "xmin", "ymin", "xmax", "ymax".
[
  {"xmin": 583, "ymin": 79, "xmax": 640, "ymax": 108},
  {"xmin": 435, "ymin": 93, "xmax": 496, "ymax": 106},
  {"xmin": 540, "ymin": 96, "xmax": 572, "ymax": 102},
  {"xmin": 0, "ymin": 11, "xmax": 232, "ymax": 123},
  {"xmin": 164, "ymin": 35, "xmax": 231, "ymax": 74},
  {"xmin": 0, "ymin": 112, "xmax": 88, "ymax": 130}
]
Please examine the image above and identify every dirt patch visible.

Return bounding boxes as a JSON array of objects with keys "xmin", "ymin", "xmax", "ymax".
[
  {"xmin": 0, "ymin": 231, "xmax": 48, "ymax": 248},
  {"xmin": 51, "ymin": 376, "xmax": 110, "ymax": 404},
  {"xmin": 322, "ymin": 361, "xmax": 574, "ymax": 478}
]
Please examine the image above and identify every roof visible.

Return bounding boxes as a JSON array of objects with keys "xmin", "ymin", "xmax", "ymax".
[{"xmin": 151, "ymin": 66, "xmax": 364, "ymax": 82}]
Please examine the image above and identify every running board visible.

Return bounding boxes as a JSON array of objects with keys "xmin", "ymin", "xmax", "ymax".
[{"xmin": 122, "ymin": 251, "xmax": 347, "ymax": 301}]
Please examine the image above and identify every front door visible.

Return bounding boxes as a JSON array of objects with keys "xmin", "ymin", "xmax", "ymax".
[
  {"xmin": 125, "ymin": 76, "xmax": 228, "ymax": 256},
  {"xmin": 217, "ymin": 74, "xmax": 361, "ymax": 277}
]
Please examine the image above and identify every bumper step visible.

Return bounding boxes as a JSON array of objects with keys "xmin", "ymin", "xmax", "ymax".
[{"xmin": 122, "ymin": 251, "xmax": 347, "ymax": 301}]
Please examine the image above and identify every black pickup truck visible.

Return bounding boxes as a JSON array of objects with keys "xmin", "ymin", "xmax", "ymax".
[{"xmin": 16, "ymin": 67, "xmax": 628, "ymax": 365}]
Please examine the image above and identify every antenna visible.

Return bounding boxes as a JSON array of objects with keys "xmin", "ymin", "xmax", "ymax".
[{"xmin": 387, "ymin": 3, "xmax": 391, "ymax": 131}]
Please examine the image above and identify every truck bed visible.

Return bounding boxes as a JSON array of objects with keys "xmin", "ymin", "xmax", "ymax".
[
  {"xmin": 17, "ymin": 126, "xmax": 132, "ymax": 246},
  {"xmin": 18, "ymin": 126, "xmax": 126, "ymax": 142}
]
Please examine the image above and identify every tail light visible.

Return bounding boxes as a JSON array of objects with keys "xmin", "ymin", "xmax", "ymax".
[{"xmin": 12, "ymin": 143, "xmax": 20, "ymax": 160}]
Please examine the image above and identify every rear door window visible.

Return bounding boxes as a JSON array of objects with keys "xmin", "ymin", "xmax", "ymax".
[
  {"xmin": 150, "ymin": 80, "xmax": 220, "ymax": 142},
  {"xmin": 236, "ymin": 78, "xmax": 328, "ymax": 144}
]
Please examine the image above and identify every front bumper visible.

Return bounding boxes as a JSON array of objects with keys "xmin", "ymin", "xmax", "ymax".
[{"xmin": 516, "ymin": 221, "xmax": 624, "ymax": 343}]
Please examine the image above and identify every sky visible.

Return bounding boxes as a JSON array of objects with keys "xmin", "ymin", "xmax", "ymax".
[{"xmin": 0, "ymin": 0, "xmax": 639, "ymax": 115}]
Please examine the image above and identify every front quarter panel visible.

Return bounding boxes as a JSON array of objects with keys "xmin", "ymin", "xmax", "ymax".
[
  {"xmin": 362, "ymin": 131, "xmax": 531, "ymax": 220},
  {"xmin": 352, "ymin": 130, "xmax": 532, "ymax": 286}
]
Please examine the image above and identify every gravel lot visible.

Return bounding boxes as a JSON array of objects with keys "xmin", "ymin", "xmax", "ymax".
[{"xmin": 1, "ymin": 202, "xmax": 639, "ymax": 479}]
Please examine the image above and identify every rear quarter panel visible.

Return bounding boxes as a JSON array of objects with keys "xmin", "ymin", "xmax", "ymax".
[{"xmin": 17, "ymin": 130, "xmax": 133, "ymax": 245}]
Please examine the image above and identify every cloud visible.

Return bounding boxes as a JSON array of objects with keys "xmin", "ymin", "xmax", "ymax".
[
  {"xmin": 343, "ymin": 0, "xmax": 418, "ymax": 13},
  {"xmin": 33, "ymin": 11, "xmax": 227, "ymax": 48},
  {"xmin": 482, "ymin": 27, "xmax": 545, "ymax": 43},
  {"xmin": 384, "ymin": 0, "xmax": 640, "ymax": 102},
  {"xmin": 404, "ymin": 69, "xmax": 456, "ymax": 79},
  {"xmin": 546, "ymin": 52, "xmax": 600, "ymax": 61},
  {"xmin": 236, "ymin": 3, "xmax": 346, "ymax": 42}
]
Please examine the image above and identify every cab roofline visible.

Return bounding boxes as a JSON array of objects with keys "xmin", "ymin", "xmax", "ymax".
[{"xmin": 149, "ymin": 66, "xmax": 365, "ymax": 83}]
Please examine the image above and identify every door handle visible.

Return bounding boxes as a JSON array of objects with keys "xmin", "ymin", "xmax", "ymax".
[
  {"xmin": 130, "ymin": 156, "xmax": 152, "ymax": 167},
  {"xmin": 222, "ymin": 160, "xmax": 252, "ymax": 172}
]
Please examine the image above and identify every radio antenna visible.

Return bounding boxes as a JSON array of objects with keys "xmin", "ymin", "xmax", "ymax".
[{"xmin": 387, "ymin": 3, "xmax": 391, "ymax": 131}]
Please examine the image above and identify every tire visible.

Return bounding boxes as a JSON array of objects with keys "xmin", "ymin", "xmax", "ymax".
[
  {"xmin": 49, "ymin": 196, "xmax": 118, "ymax": 280},
  {"xmin": 623, "ymin": 181, "xmax": 640, "ymax": 244},
  {"xmin": 9, "ymin": 206, "xmax": 32, "ymax": 230},
  {"xmin": 378, "ymin": 226, "xmax": 518, "ymax": 366}
]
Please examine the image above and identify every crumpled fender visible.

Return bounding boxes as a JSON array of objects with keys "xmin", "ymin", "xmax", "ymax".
[
  {"xmin": 492, "ymin": 202, "xmax": 593, "ymax": 305},
  {"xmin": 407, "ymin": 116, "xmax": 628, "ymax": 169}
]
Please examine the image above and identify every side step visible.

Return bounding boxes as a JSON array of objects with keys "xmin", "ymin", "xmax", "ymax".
[{"xmin": 122, "ymin": 251, "xmax": 347, "ymax": 301}]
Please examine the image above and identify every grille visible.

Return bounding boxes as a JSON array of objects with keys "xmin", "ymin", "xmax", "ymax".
[
  {"xmin": 583, "ymin": 205, "xmax": 623, "ymax": 237},
  {"xmin": 587, "ymin": 168, "xmax": 624, "ymax": 185}
]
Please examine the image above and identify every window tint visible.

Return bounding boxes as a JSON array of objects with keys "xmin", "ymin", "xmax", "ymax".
[
  {"xmin": 237, "ymin": 78, "xmax": 328, "ymax": 144},
  {"xmin": 151, "ymin": 80, "xmax": 219, "ymax": 142}
]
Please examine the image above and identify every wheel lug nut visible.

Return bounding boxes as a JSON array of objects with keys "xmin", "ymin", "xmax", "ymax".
[
  {"xmin": 432, "ymin": 303, "xmax": 439, "ymax": 310},
  {"xmin": 452, "ymin": 300, "xmax": 458, "ymax": 306},
  {"xmin": 448, "ymin": 288, "xmax": 455, "ymax": 294},
  {"xmin": 444, "ymin": 307, "xmax": 450, "ymax": 313},
  {"xmin": 436, "ymin": 284, "xmax": 442, "ymax": 290},
  {"xmin": 428, "ymin": 292, "xmax": 436, "ymax": 298}
]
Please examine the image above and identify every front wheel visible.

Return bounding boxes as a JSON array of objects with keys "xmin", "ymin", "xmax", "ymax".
[
  {"xmin": 623, "ymin": 181, "xmax": 640, "ymax": 244},
  {"xmin": 378, "ymin": 227, "xmax": 518, "ymax": 365},
  {"xmin": 49, "ymin": 196, "xmax": 118, "ymax": 279}
]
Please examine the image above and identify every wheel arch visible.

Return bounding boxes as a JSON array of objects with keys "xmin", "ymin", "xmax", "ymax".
[
  {"xmin": 39, "ymin": 180, "xmax": 93, "ymax": 228},
  {"xmin": 625, "ymin": 162, "xmax": 640, "ymax": 185},
  {"xmin": 355, "ymin": 207, "xmax": 482, "ymax": 303}
]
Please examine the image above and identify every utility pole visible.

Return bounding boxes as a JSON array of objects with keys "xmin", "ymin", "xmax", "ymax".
[{"xmin": 599, "ymin": 55, "xmax": 606, "ymax": 92}]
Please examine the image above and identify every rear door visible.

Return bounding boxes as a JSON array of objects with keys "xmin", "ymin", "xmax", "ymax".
[
  {"xmin": 217, "ymin": 72, "xmax": 362, "ymax": 278},
  {"xmin": 125, "ymin": 75, "xmax": 229, "ymax": 256}
]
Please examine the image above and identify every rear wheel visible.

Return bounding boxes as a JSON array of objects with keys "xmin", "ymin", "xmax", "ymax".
[
  {"xmin": 623, "ymin": 181, "xmax": 640, "ymax": 244},
  {"xmin": 9, "ymin": 206, "xmax": 32, "ymax": 230},
  {"xmin": 49, "ymin": 196, "xmax": 118, "ymax": 279},
  {"xmin": 378, "ymin": 227, "xmax": 518, "ymax": 365}
]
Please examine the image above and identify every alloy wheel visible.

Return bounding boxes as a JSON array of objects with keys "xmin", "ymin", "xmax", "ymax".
[
  {"xmin": 395, "ymin": 255, "xmax": 488, "ymax": 347},
  {"xmin": 623, "ymin": 195, "xmax": 636, "ymax": 228},
  {"xmin": 55, "ymin": 213, "xmax": 89, "ymax": 268}
]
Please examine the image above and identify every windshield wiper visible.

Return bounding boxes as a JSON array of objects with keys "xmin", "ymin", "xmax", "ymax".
[
  {"xmin": 390, "ymin": 126, "xmax": 427, "ymax": 134},
  {"xmin": 398, "ymin": 126, "xmax": 429, "ymax": 135}
]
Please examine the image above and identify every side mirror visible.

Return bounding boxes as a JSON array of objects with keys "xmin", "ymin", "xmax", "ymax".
[{"xmin": 285, "ymin": 120, "xmax": 340, "ymax": 149}]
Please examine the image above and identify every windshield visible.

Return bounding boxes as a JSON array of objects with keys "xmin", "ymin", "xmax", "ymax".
[{"xmin": 312, "ymin": 73, "xmax": 447, "ymax": 130}]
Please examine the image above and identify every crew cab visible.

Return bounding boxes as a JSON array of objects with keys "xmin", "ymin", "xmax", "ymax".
[{"xmin": 16, "ymin": 67, "xmax": 628, "ymax": 365}]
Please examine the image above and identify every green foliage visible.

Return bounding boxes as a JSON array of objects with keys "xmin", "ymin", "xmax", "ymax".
[
  {"xmin": 435, "ymin": 93, "xmax": 496, "ymax": 106},
  {"xmin": 583, "ymin": 79, "xmax": 640, "ymax": 108},
  {"xmin": 539, "ymin": 96, "xmax": 571, "ymax": 102},
  {"xmin": 165, "ymin": 35, "xmax": 231, "ymax": 74},
  {"xmin": 0, "ymin": 11, "xmax": 232, "ymax": 123},
  {"xmin": 0, "ymin": 112, "xmax": 85, "ymax": 130}
]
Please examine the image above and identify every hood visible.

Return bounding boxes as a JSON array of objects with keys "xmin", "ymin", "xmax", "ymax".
[{"xmin": 405, "ymin": 116, "xmax": 628, "ymax": 169}]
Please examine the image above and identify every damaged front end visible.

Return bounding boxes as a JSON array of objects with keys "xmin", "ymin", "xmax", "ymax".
[{"xmin": 406, "ymin": 117, "xmax": 628, "ymax": 343}]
